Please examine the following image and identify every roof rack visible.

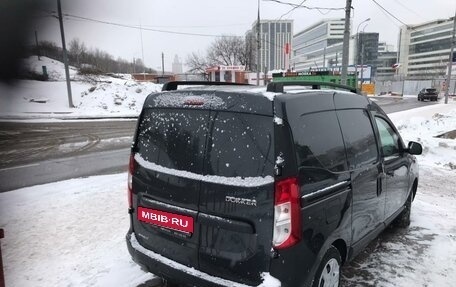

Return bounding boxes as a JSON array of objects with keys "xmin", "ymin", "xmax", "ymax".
[
  {"xmin": 162, "ymin": 81, "xmax": 251, "ymax": 91},
  {"xmin": 266, "ymin": 81, "xmax": 359, "ymax": 94}
]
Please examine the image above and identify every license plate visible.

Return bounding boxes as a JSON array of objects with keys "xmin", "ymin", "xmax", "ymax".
[{"xmin": 137, "ymin": 206, "xmax": 194, "ymax": 234}]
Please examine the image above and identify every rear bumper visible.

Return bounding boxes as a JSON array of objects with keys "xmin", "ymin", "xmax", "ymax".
[
  {"xmin": 126, "ymin": 232, "xmax": 278, "ymax": 287},
  {"xmin": 421, "ymin": 94, "xmax": 438, "ymax": 99}
]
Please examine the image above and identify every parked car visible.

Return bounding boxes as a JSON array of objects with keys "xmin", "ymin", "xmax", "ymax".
[
  {"xmin": 126, "ymin": 81, "xmax": 422, "ymax": 287},
  {"xmin": 418, "ymin": 88, "xmax": 438, "ymax": 101}
]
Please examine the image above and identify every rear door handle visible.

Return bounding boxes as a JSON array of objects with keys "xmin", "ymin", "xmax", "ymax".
[{"xmin": 377, "ymin": 177, "xmax": 383, "ymax": 196}]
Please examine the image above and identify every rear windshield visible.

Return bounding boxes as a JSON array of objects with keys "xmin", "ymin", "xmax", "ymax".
[
  {"xmin": 136, "ymin": 109, "xmax": 209, "ymax": 174},
  {"xmin": 425, "ymin": 88, "xmax": 436, "ymax": 93},
  {"xmin": 136, "ymin": 109, "xmax": 274, "ymax": 178}
]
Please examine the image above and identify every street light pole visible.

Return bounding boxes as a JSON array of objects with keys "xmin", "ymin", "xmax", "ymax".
[{"xmin": 355, "ymin": 18, "xmax": 370, "ymax": 89}]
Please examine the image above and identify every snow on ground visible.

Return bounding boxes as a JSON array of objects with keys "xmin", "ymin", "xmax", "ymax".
[
  {"xmin": 0, "ymin": 174, "xmax": 154, "ymax": 287},
  {"xmin": 0, "ymin": 103, "xmax": 455, "ymax": 286},
  {"xmin": 0, "ymin": 57, "xmax": 162, "ymax": 119},
  {"xmin": 22, "ymin": 56, "xmax": 78, "ymax": 81}
]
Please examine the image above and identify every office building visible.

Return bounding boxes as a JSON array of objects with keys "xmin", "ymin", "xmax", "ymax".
[
  {"xmin": 376, "ymin": 42, "xmax": 397, "ymax": 79},
  {"xmin": 398, "ymin": 17, "xmax": 455, "ymax": 79},
  {"xmin": 292, "ymin": 18, "xmax": 347, "ymax": 71},
  {"xmin": 247, "ymin": 19, "xmax": 293, "ymax": 72},
  {"xmin": 354, "ymin": 32, "xmax": 380, "ymax": 77}
]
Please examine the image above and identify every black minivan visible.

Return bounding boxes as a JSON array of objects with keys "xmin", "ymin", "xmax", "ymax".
[{"xmin": 126, "ymin": 81, "xmax": 422, "ymax": 287}]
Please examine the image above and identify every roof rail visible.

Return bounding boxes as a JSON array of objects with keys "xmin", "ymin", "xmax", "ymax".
[
  {"xmin": 162, "ymin": 81, "xmax": 251, "ymax": 91},
  {"xmin": 266, "ymin": 81, "xmax": 359, "ymax": 94}
]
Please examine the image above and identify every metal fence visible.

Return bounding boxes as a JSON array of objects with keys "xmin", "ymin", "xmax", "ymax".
[{"xmin": 374, "ymin": 79, "xmax": 456, "ymax": 96}]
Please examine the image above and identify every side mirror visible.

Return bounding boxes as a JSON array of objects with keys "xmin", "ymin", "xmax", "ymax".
[{"xmin": 407, "ymin": 141, "xmax": 422, "ymax": 155}]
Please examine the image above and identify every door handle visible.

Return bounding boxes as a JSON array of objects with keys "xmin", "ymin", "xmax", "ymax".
[{"xmin": 377, "ymin": 177, "xmax": 383, "ymax": 197}]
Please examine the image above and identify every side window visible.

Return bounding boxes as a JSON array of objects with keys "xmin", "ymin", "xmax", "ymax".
[
  {"xmin": 375, "ymin": 117, "xmax": 400, "ymax": 157},
  {"xmin": 337, "ymin": 109, "xmax": 379, "ymax": 169},
  {"xmin": 291, "ymin": 111, "xmax": 347, "ymax": 176}
]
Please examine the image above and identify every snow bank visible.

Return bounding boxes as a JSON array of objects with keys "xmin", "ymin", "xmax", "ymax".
[
  {"xmin": 389, "ymin": 103, "xmax": 456, "ymax": 169},
  {"xmin": 0, "ymin": 57, "xmax": 162, "ymax": 119},
  {"xmin": 22, "ymin": 56, "xmax": 78, "ymax": 81}
]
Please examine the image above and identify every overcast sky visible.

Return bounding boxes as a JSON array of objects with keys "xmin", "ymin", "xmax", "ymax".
[{"xmin": 32, "ymin": 0, "xmax": 455, "ymax": 71}]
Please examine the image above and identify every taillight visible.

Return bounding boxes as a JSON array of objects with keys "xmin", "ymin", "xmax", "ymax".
[
  {"xmin": 273, "ymin": 177, "xmax": 301, "ymax": 249},
  {"xmin": 128, "ymin": 154, "xmax": 136, "ymax": 208}
]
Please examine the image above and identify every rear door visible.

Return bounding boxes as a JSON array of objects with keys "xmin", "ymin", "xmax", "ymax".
[
  {"xmin": 132, "ymin": 108, "xmax": 210, "ymax": 268},
  {"xmin": 336, "ymin": 108, "xmax": 385, "ymax": 244},
  {"xmin": 198, "ymin": 111, "xmax": 275, "ymax": 286}
]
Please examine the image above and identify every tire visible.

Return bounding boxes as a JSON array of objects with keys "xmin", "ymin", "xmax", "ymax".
[
  {"xmin": 393, "ymin": 192, "xmax": 412, "ymax": 228},
  {"xmin": 312, "ymin": 246, "xmax": 341, "ymax": 287}
]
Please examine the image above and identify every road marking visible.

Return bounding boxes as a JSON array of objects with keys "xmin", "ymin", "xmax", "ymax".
[{"xmin": 0, "ymin": 163, "xmax": 40, "ymax": 171}]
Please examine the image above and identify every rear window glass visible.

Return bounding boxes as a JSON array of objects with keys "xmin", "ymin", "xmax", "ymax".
[
  {"xmin": 337, "ymin": 109, "xmax": 379, "ymax": 169},
  {"xmin": 136, "ymin": 109, "xmax": 274, "ymax": 178},
  {"xmin": 425, "ymin": 89, "xmax": 436, "ymax": 93},
  {"xmin": 291, "ymin": 111, "xmax": 347, "ymax": 173},
  {"xmin": 206, "ymin": 112, "xmax": 274, "ymax": 178},
  {"xmin": 136, "ymin": 109, "xmax": 209, "ymax": 174}
]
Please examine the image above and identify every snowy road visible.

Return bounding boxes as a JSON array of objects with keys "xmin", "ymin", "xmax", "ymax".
[
  {"xmin": 0, "ymin": 120, "xmax": 137, "ymax": 192},
  {"xmin": 0, "ymin": 119, "xmax": 136, "ymax": 169}
]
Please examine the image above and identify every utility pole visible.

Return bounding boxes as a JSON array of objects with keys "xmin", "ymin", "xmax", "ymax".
[
  {"xmin": 341, "ymin": 0, "xmax": 352, "ymax": 85},
  {"xmin": 360, "ymin": 43, "xmax": 365, "ymax": 92},
  {"xmin": 161, "ymin": 52, "xmax": 164, "ymax": 76},
  {"xmin": 444, "ymin": 11, "xmax": 456, "ymax": 104},
  {"xmin": 35, "ymin": 31, "xmax": 40, "ymax": 61},
  {"xmin": 256, "ymin": 0, "xmax": 260, "ymax": 86},
  {"xmin": 57, "ymin": 0, "xmax": 74, "ymax": 108},
  {"xmin": 139, "ymin": 21, "xmax": 146, "ymax": 81}
]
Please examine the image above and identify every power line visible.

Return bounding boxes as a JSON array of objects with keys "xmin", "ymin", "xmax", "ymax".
[
  {"xmin": 63, "ymin": 14, "xmax": 233, "ymax": 37},
  {"xmin": 278, "ymin": 0, "xmax": 307, "ymax": 20},
  {"xmin": 370, "ymin": 0, "xmax": 408, "ymax": 27},
  {"xmin": 392, "ymin": 0, "xmax": 423, "ymax": 19},
  {"xmin": 44, "ymin": 11, "xmax": 246, "ymax": 38},
  {"xmin": 263, "ymin": 0, "xmax": 345, "ymax": 11}
]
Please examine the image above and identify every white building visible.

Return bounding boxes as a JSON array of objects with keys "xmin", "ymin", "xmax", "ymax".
[
  {"xmin": 398, "ymin": 17, "xmax": 455, "ymax": 79},
  {"xmin": 248, "ymin": 19, "xmax": 293, "ymax": 72},
  {"xmin": 172, "ymin": 55, "xmax": 183, "ymax": 74},
  {"xmin": 292, "ymin": 19, "xmax": 348, "ymax": 71}
]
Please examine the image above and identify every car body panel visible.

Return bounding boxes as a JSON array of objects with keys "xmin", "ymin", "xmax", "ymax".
[{"xmin": 126, "ymin": 84, "xmax": 421, "ymax": 287}]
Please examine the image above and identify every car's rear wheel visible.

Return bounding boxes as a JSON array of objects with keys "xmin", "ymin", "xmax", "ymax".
[{"xmin": 313, "ymin": 246, "xmax": 341, "ymax": 287}]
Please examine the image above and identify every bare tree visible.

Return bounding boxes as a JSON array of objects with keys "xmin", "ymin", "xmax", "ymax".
[
  {"xmin": 207, "ymin": 36, "xmax": 246, "ymax": 66},
  {"xmin": 68, "ymin": 38, "xmax": 86, "ymax": 67},
  {"xmin": 186, "ymin": 36, "xmax": 251, "ymax": 73},
  {"xmin": 186, "ymin": 51, "xmax": 209, "ymax": 74}
]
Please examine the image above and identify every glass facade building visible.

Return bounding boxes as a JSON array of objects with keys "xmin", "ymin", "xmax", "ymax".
[
  {"xmin": 398, "ymin": 17, "xmax": 455, "ymax": 79},
  {"xmin": 248, "ymin": 20, "xmax": 293, "ymax": 72},
  {"xmin": 291, "ymin": 19, "xmax": 347, "ymax": 71}
]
